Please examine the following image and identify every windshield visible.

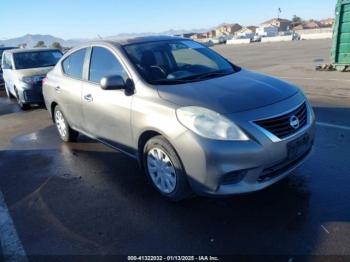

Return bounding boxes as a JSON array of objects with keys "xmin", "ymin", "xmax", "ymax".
[
  {"xmin": 123, "ymin": 40, "xmax": 237, "ymax": 85},
  {"xmin": 13, "ymin": 50, "xmax": 63, "ymax": 70}
]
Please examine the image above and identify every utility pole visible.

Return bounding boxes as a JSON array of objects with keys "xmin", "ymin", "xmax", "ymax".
[{"xmin": 278, "ymin": 8, "xmax": 282, "ymax": 19}]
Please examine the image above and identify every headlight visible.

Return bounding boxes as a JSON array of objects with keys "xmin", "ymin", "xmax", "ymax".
[
  {"xmin": 176, "ymin": 107, "xmax": 249, "ymax": 141},
  {"xmin": 22, "ymin": 76, "xmax": 42, "ymax": 85}
]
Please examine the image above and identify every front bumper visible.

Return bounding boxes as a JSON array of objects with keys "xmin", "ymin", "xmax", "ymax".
[
  {"xmin": 17, "ymin": 82, "xmax": 44, "ymax": 104},
  {"xmin": 173, "ymin": 93, "xmax": 315, "ymax": 196}
]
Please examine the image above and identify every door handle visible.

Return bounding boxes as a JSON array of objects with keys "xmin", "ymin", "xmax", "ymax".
[
  {"xmin": 55, "ymin": 86, "xmax": 61, "ymax": 92},
  {"xmin": 84, "ymin": 94, "xmax": 93, "ymax": 102}
]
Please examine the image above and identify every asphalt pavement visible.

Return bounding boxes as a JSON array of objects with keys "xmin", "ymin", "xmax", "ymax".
[{"xmin": 0, "ymin": 39, "xmax": 350, "ymax": 261}]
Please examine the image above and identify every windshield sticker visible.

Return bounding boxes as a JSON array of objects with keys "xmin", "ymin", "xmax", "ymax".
[{"xmin": 181, "ymin": 41, "xmax": 205, "ymax": 49}]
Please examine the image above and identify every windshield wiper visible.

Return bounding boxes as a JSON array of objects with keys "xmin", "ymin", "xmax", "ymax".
[
  {"xmin": 151, "ymin": 79, "xmax": 190, "ymax": 85},
  {"xmin": 179, "ymin": 71, "xmax": 232, "ymax": 81},
  {"xmin": 150, "ymin": 71, "xmax": 233, "ymax": 85}
]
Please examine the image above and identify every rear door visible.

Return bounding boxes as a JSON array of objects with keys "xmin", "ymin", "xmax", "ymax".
[
  {"xmin": 81, "ymin": 46, "xmax": 134, "ymax": 153},
  {"xmin": 57, "ymin": 48, "xmax": 88, "ymax": 129}
]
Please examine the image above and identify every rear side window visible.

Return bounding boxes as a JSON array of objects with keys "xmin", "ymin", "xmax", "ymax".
[
  {"xmin": 89, "ymin": 47, "xmax": 128, "ymax": 83},
  {"xmin": 62, "ymin": 48, "xmax": 86, "ymax": 79}
]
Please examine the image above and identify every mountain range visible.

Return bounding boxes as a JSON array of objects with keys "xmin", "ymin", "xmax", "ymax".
[
  {"xmin": 0, "ymin": 34, "xmax": 87, "ymax": 48},
  {"xmin": 0, "ymin": 29, "xmax": 209, "ymax": 48}
]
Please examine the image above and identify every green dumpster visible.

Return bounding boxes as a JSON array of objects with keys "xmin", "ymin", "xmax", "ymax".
[{"xmin": 332, "ymin": 0, "xmax": 350, "ymax": 71}]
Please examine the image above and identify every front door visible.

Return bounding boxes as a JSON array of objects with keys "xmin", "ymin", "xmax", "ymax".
[{"xmin": 82, "ymin": 46, "xmax": 134, "ymax": 153}]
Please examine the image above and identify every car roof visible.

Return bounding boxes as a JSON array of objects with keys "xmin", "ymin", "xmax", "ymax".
[
  {"xmin": 85, "ymin": 35, "xmax": 187, "ymax": 47},
  {"xmin": 4, "ymin": 48, "xmax": 61, "ymax": 54},
  {"xmin": 0, "ymin": 47, "xmax": 17, "ymax": 51},
  {"xmin": 116, "ymin": 35, "xmax": 185, "ymax": 45}
]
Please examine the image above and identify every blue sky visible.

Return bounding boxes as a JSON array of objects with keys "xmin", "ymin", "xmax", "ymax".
[{"xmin": 1, "ymin": 0, "xmax": 337, "ymax": 39}]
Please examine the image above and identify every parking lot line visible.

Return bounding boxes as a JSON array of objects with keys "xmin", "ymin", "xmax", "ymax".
[
  {"xmin": 0, "ymin": 191, "xmax": 28, "ymax": 262},
  {"xmin": 316, "ymin": 122, "xmax": 350, "ymax": 131},
  {"xmin": 279, "ymin": 76, "xmax": 350, "ymax": 83}
]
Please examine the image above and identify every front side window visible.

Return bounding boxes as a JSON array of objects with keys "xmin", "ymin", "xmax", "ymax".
[
  {"xmin": 62, "ymin": 48, "xmax": 86, "ymax": 79},
  {"xmin": 1, "ymin": 48, "xmax": 17, "ymax": 68},
  {"xmin": 2, "ymin": 54, "xmax": 12, "ymax": 68},
  {"xmin": 2, "ymin": 54, "xmax": 9, "ymax": 67},
  {"xmin": 14, "ymin": 50, "xmax": 62, "ymax": 70},
  {"xmin": 89, "ymin": 47, "xmax": 128, "ymax": 83},
  {"xmin": 123, "ymin": 40, "xmax": 236, "ymax": 85}
]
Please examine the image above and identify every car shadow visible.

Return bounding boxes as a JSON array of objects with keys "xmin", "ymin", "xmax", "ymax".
[
  {"xmin": 0, "ymin": 147, "xmax": 313, "ymax": 256},
  {"xmin": 0, "ymin": 91, "xmax": 45, "ymax": 116}
]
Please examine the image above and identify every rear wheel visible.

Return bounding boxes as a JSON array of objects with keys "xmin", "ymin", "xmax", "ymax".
[
  {"xmin": 143, "ymin": 136, "xmax": 191, "ymax": 201},
  {"xmin": 54, "ymin": 105, "xmax": 79, "ymax": 142}
]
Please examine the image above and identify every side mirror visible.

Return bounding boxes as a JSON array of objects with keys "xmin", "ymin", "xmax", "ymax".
[{"xmin": 100, "ymin": 75, "xmax": 126, "ymax": 90}]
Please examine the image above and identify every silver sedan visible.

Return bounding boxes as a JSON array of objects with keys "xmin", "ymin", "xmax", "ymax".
[{"xmin": 43, "ymin": 36, "xmax": 315, "ymax": 201}]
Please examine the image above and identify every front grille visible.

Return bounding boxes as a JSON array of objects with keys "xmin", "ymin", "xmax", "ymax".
[
  {"xmin": 254, "ymin": 103, "xmax": 308, "ymax": 139},
  {"xmin": 23, "ymin": 90, "xmax": 43, "ymax": 102}
]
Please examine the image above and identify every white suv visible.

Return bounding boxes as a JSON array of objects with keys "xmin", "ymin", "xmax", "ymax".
[{"xmin": 1, "ymin": 48, "xmax": 62, "ymax": 110}]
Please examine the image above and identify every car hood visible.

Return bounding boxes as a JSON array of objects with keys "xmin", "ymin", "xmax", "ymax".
[
  {"xmin": 15, "ymin": 67, "xmax": 53, "ymax": 78},
  {"xmin": 157, "ymin": 69, "xmax": 299, "ymax": 114}
]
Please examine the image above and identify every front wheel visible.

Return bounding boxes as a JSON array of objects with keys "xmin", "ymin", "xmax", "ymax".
[
  {"xmin": 143, "ymin": 136, "xmax": 191, "ymax": 201},
  {"xmin": 54, "ymin": 105, "xmax": 79, "ymax": 142}
]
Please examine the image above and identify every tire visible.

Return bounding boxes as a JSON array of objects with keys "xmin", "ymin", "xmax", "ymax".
[
  {"xmin": 54, "ymin": 105, "xmax": 79, "ymax": 142},
  {"xmin": 18, "ymin": 100, "xmax": 30, "ymax": 110},
  {"xmin": 143, "ymin": 135, "xmax": 191, "ymax": 201},
  {"xmin": 38, "ymin": 102, "xmax": 46, "ymax": 109}
]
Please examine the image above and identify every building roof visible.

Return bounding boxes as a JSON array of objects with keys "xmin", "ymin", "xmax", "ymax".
[
  {"xmin": 319, "ymin": 18, "xmax": 335, "ymax": 25},
  {"xmin": 304, "ymin": 21, "xmax": 321, "ymax": 28},
  {"xmin": 223, "ymin": 23, "xmax": 241, "ymax": 28},
  {"xmin": 293, "ymin": 25, "xmax": 304, "ymax": 30},
  {"xmin": 237, "ymin": 26, "xmax": 257, "ymax": 33},
  {"xmin": 247, "ymin": 26, "xmax": 258, "ymax": 30}
]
